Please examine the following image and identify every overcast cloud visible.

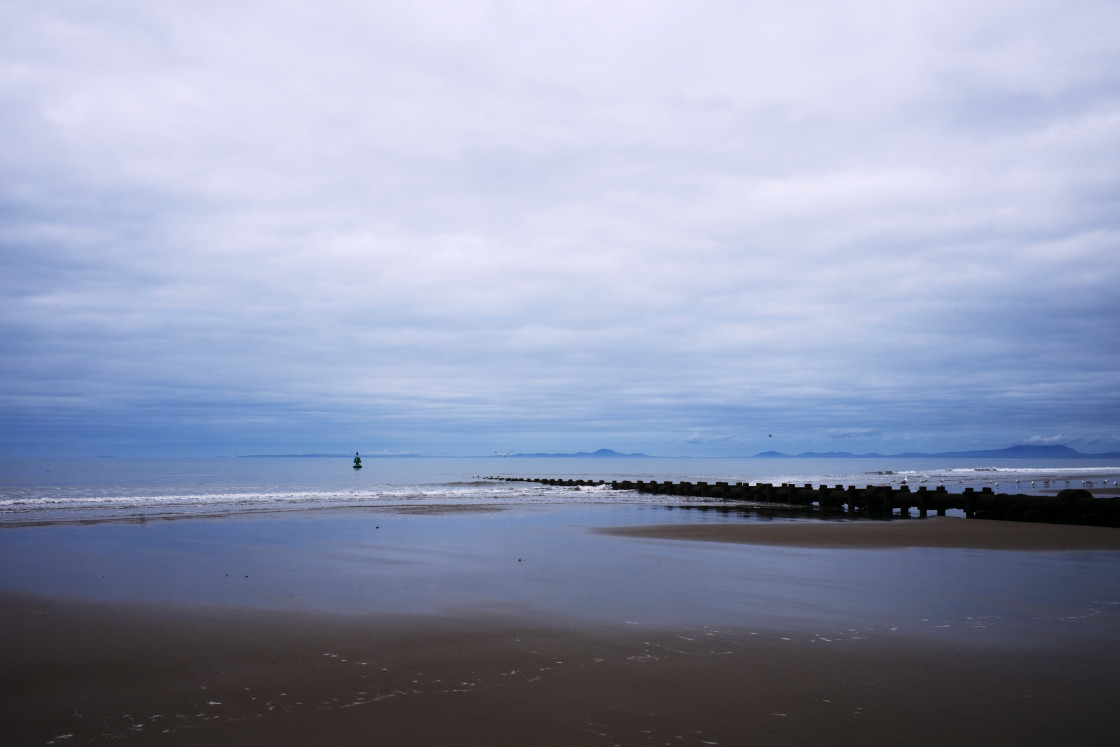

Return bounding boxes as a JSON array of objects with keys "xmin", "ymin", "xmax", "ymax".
[{"xmin": 2, "ymin": 0, "xmax": 1118, "ymax": 456}]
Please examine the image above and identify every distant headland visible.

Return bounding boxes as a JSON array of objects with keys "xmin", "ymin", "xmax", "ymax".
[
  {"xmin": 237, "ymin": 453, "xmax": 423, "ymax": 458},
  {"xmin": 504, "ymin": 445, "xmax": 1120, "ymax": 459},
  {"xmin": 236, "ymin": 445, "xmax": 1119, "ymax": 459},
  {"xmin": 494, "ymin": 445, "xmax": 1120, "ymax": 459},
  {"xmin": 751, "ymin": 445, "xmax": 1120, "ymax": 459}
]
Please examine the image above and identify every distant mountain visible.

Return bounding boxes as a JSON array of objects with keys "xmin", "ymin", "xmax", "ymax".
[
  {"xmin": 507, "ymin": 448, "xmax": 651, "ymax": 458},
  {"xmin": 750, "ymin": 445, "xmax": 1119, "ymax": 459},
  {"xmin": 235, "ymin": 445, "xmax": 1118, "ymax": 459}
]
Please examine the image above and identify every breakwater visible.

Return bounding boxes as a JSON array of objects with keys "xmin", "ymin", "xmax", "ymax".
[{"xmin": 487, "ymin": 477, "xmax": 1120, "ymax": 527}]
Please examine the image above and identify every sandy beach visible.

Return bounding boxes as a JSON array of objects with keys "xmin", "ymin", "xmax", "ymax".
[
  {"xmin": 601, "ymin": 515, "xmax": 1120, "ymax": 550},
  {"xmin": 1, "ymin": 593, "xmax": 1116, "ymax": 747},
  {"xmin": 2, "ymin": 508, "xmax": 1118, "ymax": 746},
  {"xmin": 2, "ymin": 595, "xmax": 1111, "ymax": 747}
]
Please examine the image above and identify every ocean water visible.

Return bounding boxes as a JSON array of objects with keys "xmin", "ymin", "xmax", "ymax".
[
  {"xmin": 1, "ymin": 456, "xmax": 1118, "ymax": 655},
  {"xmin": 1, "ymin": 455, "xmax": 1118, "ymax": 525}
]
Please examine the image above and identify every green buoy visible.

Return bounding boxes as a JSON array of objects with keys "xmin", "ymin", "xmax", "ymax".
[{"xmin": 353, "ymin": 451, "xmax": 363, "ymax": 469}]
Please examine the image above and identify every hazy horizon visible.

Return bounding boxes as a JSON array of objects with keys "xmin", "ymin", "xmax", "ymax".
[{"xmin": 13, "ymin": 444, "xmax": 1118, "ymax": 460}]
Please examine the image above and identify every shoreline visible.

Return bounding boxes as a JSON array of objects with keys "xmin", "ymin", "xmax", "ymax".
[{"xmin": 599, "ymin": 515, "xmax": 1120, "ymax": 550}]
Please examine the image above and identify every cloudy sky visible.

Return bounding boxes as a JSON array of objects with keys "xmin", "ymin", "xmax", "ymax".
[{"xmin": 2, "ymin": 1, "xmax": 1118, "ymax": 457}]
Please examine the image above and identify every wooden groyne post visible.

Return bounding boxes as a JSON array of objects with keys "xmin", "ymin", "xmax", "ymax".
[{"xmin": 485, "ymin": 477, "xmax": 1119, "ymax": 527}]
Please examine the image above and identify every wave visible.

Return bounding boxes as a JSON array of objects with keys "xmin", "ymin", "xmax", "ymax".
[{"xmin": 0, "ymin": 481, "xmax": 699, "ymax": 524}]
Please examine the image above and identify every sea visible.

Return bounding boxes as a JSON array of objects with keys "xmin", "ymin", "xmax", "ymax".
[
  {"xmin": 2, "ymin": 454, "xmax": 1119, "ymax": 525},
  {"xmin": 2, "ymin": 454, "xmax": 1118, "ymax": 661}
]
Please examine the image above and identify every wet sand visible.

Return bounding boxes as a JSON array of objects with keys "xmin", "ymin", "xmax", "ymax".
[
  {"xmin": 601, "ymin": 515, "xmax": 1120, "ymax": 550},
  {"xmin": 3, "ymin": 593, "xmax": 1117, "ymax": 747},
  {"xmin": 2, "ymin": 509, "xmax": 1119, "ymax": 745}
]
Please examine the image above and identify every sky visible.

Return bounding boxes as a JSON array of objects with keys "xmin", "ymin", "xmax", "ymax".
[{"xmin": 2, "ymin": 0, "xmax": 1119, "ymax": 458}]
